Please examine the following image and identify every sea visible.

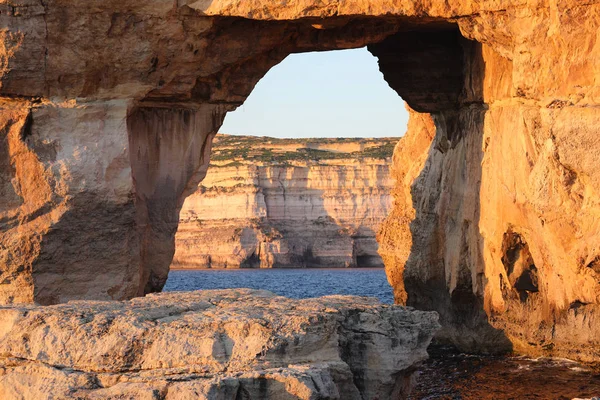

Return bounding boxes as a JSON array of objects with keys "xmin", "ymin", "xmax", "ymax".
[
  {"xmin": 164, "ymin": 267, "xmax": 394, "ymax": 303},
  {"xmin": 165, "ymin": 268, "xmax": 600, "ymax": 400}
]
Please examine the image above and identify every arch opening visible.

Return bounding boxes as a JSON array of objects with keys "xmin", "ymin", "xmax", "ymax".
[
  {"xmin": 128, "ymin": 21, "xmax": 470, "ymax": 298},
  {"xmin": 149, "ymin": 24, "xmax": 472, "ymax": 306},
  {"xmin": 167, "ymin": 47, "xmax": 408, "ymax": 301}
]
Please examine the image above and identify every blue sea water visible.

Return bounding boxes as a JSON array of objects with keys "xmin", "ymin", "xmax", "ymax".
[{"xmin": 164, "ymin": 267, "xmax": 394, "ymax": 304}]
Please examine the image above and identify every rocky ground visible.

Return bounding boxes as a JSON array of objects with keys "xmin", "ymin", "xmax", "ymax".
[
  {"xmin": 0, "ymin": 289, "xmax": 439, "ymax": 400},
  {"xmin": 409, "ymin": 346, "xmax": 600, "ymax": 399}
]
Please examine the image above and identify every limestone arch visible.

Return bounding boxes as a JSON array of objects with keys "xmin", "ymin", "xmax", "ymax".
[
  {"xmin": 126, "ymin": 19, "xmax": 473, "ymax": 297},
  {"xmin": 4, "ymin": 1, "xmax": 600, "ymax": 361}
]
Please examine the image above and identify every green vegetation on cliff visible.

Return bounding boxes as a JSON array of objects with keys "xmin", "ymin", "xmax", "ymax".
[{"xmin": 210, "ymin": 134, "xmax": 398, "ymax": 165}]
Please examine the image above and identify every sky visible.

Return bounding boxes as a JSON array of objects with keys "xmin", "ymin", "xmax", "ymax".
[{"xmin": 219, "ymin": 47, "xmax": 409, "ymax": 139}]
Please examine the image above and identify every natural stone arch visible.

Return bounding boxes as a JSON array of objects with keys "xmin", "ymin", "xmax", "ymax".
[
  {"xmin": 127, "ymin": 20, "xmax": 469, "ymax": 297},
  {"xmin": 1, "ymin": 1, "xmax": 600, "ymax": 362},
  {"xmin": 0, "ymin": 5, "xmax": 469, "ymax": 304}
]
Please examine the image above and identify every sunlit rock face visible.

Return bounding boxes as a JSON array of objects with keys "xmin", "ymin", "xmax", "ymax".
[
  {"xmin": 377, "ymin": 19, "xmax": 600, "ymax": 362},
  {"xmin": 0, "ymin": 289, "xmax": 440, "ymax": 400},
  {"xmin": 173, "ymin": 135, "xmax": 394, "ymax": 269},
  {"xmin": 1, "ymin": 0, "xmax": 600, "ymax": 363}
]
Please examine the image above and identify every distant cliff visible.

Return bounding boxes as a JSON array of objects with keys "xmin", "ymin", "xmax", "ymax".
[{"xmin": 172, "ymin": 135, "xmax": 397, "ymax": 269}]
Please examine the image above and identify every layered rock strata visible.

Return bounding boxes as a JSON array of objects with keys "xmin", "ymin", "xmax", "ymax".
[
  {"xmin": 1, "ymin": 0, "xmax": 600, "ymax": 363},
  {"xmin": 173, "ymin": 135, "xmax": 394, "ymax": 269},
  {"xmin": 0, "ymin": 289, "xmax": 440, "ymax": 400}
]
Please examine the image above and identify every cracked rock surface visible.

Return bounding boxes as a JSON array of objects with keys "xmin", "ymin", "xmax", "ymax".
[{"xmin": 0, "ymin": 289, "xmax": 439, "ymax": 399}]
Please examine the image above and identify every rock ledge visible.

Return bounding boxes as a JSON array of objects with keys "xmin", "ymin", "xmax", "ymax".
[{"xmin": 0, "ymin": 289, "xmax": 439, "ymax": 400}]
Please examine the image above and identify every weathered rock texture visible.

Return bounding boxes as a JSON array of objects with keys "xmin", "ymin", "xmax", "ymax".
[
  {"xmin": 1, "ymin": 0, "xmax": 600, "ymax": 362},
  {"xmin": 377, "ymin": 19, "xmax": 600, "ymax": 362},
  {"xmin": 173, "ymin": 135, "xmax": 394, "ymax": 269},
  {"xmin": 0, "ymin": 289, "xmax": 439, "ymax": 400}
]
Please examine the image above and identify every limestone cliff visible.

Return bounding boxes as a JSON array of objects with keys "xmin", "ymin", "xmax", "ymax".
[
  {"xmin": 0, "ymin": 290, "xmax": 439, "ymax": 400},
  {"xmin": 173, "ymin": 135, "xmax": 395, "ymax": 269},
  {"xmin": 377, "ymin": 45, "xmax": 600, "ymax": 362},
  {"xmin": 1, "ymin": 0, "xmax": 600, "ymax": 363}
]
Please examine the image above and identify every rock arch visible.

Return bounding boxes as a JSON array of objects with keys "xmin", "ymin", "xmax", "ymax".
[
  {"xmin": 1, "ymin": 1, "xmax": 600, "ymax": 361},
  {"xmin": 128, "ymin": 21, "xmax": 470, "ymax": 297}
]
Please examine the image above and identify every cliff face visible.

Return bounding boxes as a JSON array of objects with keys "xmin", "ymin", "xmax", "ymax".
[
  {"xmin": 1, "ymin": 0, "xmax": 600, "ymax": 362},
  {"xmin": 173, "ymin": 136, "xmax": 394, "ymax": 269},
  {"xmin": 378, "ymin": 41, "xmax": 600, "ymax": 361}
]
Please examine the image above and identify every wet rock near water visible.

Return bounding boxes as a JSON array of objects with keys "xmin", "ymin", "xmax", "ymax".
[{"xmin": 409, "ymin": 346, "xmax": 600, "ymax": 400}]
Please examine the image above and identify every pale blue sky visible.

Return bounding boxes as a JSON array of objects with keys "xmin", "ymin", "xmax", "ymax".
[{"xmin": 219, "ymin": 47, "xmax": 409, "ymax": 138}]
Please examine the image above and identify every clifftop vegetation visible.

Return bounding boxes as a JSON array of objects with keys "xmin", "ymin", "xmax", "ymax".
[{"xmin": 210, "ymin": 134, "xmax": 398, "ymax": 166}]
